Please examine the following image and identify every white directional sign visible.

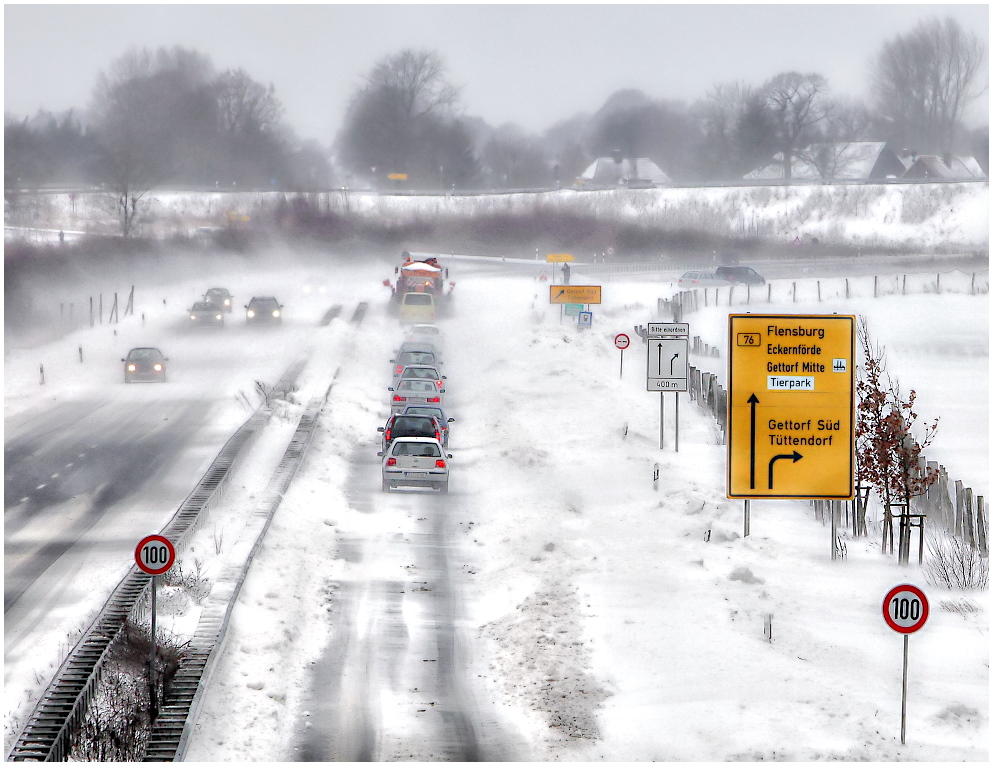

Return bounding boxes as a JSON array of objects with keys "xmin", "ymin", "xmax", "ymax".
[
  {"xmin": 648, "ymin": 322, "xmax": 689, "ymax": 338},
  {"xmin": 647, "ymin": 337, "xmax": 689, "ymax": 391}
]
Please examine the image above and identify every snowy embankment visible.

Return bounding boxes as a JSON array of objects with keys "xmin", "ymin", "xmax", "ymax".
[{"xmin": 5, "ymin": 181, "xmax": 989, "ymax": 251}]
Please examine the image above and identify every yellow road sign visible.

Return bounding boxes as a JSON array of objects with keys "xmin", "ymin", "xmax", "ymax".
[
  {"xmin": 549, "ymin": 285, "xmax": 601, "ymax": 304},
  {"xmin": 387, "ymin": 173, "xmax": 408, "ymax": 180},
  {"xmin": 727, "ymin": 314, "xmax": 855, "ymax": 499},
  {"xmin": 546, "ymin": 253, "xmax": 575, "ymax": 262}
]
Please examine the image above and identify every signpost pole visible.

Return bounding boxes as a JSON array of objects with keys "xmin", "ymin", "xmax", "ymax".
[
  {"xmin": 620, "ymin": 349, "xmax": 624, "ymax": 378},
  {"xmin": 744, "ymin": 499, "xmax": 750, "ymax": 537},
  {"xmin": 831, "ymin": 501, "xmax": 838, "ymax": 561},
  {"xmin": 675, "ymin": 392, "xmax": 680, "ymax": 452},
  {"xmin": 660, "ymin": 392, "xmax": 665, "ymax": 449},
  {"xmin": 901, "ymin": 634, "xmax": 909, "ymax": 745},
  {"xmin": 149, "ymin": 574, "xmax": 158, "ymax": 719}
]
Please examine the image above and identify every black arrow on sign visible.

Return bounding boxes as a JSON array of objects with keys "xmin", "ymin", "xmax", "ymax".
[
  {"xmin": 555, "ymin": 289, "xmax": 566, "ymax": 299},
  {"xmin": 669, "ymin": 352, "xmax": 680, "ymax": 376},
  {"xmin": 748, "ymin": 393, "xmax": 759, "ymax": 488},
  {"xmin": 768, "ymin": 451, "xmax": 803, "ymax": 490},
  {"xmin": 655, "ymin": 341, "xmax": 664, "ymax": 375}
]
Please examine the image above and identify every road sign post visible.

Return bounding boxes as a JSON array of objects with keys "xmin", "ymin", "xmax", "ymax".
[
  {"xmin": 135, "ymin": 535, "xmax": 176, "ymax": 720},
  {"xmin": 727, "ymin": 314, "xmax": 855, "ymax": 500},
  {"xmin": 647, "ymin": 323, "xmax": 689, "ymax": 450},
  {"xmin": 882, "ymin": 584, "xmax": 929, "ymax": 745},
  {"xmin": 614, "ymin": 333, "xmax": 631, "ymax": 378}
]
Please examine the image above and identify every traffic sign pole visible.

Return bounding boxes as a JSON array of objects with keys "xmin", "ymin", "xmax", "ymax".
[
  {"xmin": 135, "ymin": 535, "xmax": 176, "ymax": 722},
  {"xmin": 881, "ymin": 584, "xmax": 929, "ymax": 745},
  {"xmin": 614, "ymin": 334, "xmax": 631, "ymax": 379}
]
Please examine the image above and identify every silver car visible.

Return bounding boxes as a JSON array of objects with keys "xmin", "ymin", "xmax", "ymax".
[
  {"xmin": 397, "ymin": 364, "xmax": 445, "ymax": 390},
  {"xmin": 189, "ymin": 301, "xmax": 224, "ymax": 327},
  {"xmin": 391, "ymin": 349, "xmax": 441, "ymax": 380},
  {"xmin": 676, "ymin": 270, "xmax": 734, "ymax": 287},
  {"xmin": 389, "ymin": 378, "xmax": 445, "ymax": 413},
  {"xmin": 379, "ymin": 436, "xmax": 451, "ymax": 492}
]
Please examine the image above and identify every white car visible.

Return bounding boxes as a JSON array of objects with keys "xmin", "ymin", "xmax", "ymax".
[
  {"xmin": 380, "ymin": 436, "xmax": 451, "ymax": 492},
  {"xmin": 405, "ymin": 323, "xmax": 443, "ymax": 342},
  {"xmin": 389, "ymin": 378, "xmax": 445, "ymax": 413}
]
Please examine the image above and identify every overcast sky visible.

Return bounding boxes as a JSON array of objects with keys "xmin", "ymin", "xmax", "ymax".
[{"xmin": 4, "ymin": 3, "xmax": 989, "ymax": 143}]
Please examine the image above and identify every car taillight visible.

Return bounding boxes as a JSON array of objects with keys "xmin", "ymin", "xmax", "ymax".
[
  {"xmin": 435, "ymin": 380, "xmax": 443, "ymax": 389},
  {"xmin": 435, "ymin": 459, "xmax": 446, "ymax": 468},
  {"xmin": 395, "ymin": 365, "xmax": 403, "ymax": 375},
  {"xmin": 153, "ymin": 364, "xmax": 163, "ymax": 371},
  {"xmin": 386, "ymin": 458, "xmax": 397, "ymax": 466},
  {"xmin": 393, "ymin": 395, "xmax": 405, "ymax": 402},
  {"xmin": 434, "ymin": 430, "xmax": 441, "ymax": 440},
  {"xmin": 427, "ymin": 396, "xmax": 440, "ymax": 402},
  {"xmin": 385, "ymin": 429, "xmax": 392, "ymax": 440}
]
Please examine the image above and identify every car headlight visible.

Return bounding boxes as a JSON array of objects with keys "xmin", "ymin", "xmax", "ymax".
[
  {"xmin": 127, "ymin": 364, "xmax": 137, "ymax": 371},
  {"xmin": 272, "ymin": 310, "xmax": 280, "ymax": 317},
  {"xmin": 224, "ymin": 299, "xmax": 230, "ymax": 306},
  {"xmin": 153, "ymin": 364, "xmax": 163, "ymax": 372},
  {"xmin": 247, "ymin": 310, "xmax": 255, "ymax": 318},
  {"xmin": 190, "ymin": 314, "xmax": 197, "ymax": 320},
  {"xmin": 215, "ymin": 314, "xmax": 222, "ymax": 320}
]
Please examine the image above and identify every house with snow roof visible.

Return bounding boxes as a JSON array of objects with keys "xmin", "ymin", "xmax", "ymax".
[
  {"xmin": 575, "ymin": 156, "xmax": 671, "ymax": 188},
  {"xmin": 745, "ymin": 142, "xmax": 907, "ymax": 182},
  {"xmin": 901, "ymin": 154, "xmax": 987, "ymax": 180}
]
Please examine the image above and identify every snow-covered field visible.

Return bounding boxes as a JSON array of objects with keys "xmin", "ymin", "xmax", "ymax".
[
  {"xmin": 5, "ymin": 180, "xmax": 989, "ymax": 252},
  {"xmin": 4, "ymin": 251, "xmax": 988, "ymax": 760}
]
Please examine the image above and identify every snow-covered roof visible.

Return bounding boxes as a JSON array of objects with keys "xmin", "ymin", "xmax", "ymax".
[
  {"xmin": 577, "ymin": 157, "xmax": 671, "ymax": 185},
  {"xmin": 745, "ymin": 142, "xmax": 893, "ymax": 181},
  {"xmin": 903, "ymin": 155, "xmax": 987, "ymax": 180}
]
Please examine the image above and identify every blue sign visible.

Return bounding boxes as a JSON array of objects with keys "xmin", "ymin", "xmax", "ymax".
[{"xmin": 578, "ymin": 311, "xmax": 593, "ymax": 327}]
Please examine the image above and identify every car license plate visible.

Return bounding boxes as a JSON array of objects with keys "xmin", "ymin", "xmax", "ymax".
[{"xmin": 404, "ymin": 471, "xmax": 426, "ymax": 478}]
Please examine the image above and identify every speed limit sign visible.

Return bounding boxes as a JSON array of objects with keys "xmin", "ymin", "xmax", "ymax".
[
  {"xmin": 882, "ymin": 584, "xmax": 929, "ymax": 634},
  {"xmin": 135, "ymin": 535, "xmax": 176, "ymax": 576}
]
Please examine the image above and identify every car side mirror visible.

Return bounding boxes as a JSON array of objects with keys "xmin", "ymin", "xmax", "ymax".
[
  {"xmin": 440, "ymin": 389, "xmax": 446, "ymax": 393},
  {"xmin": 448, "ymin": 418, "xmax": 455, "ymax": 422},
  {"xmin": 390, "ymin": 358, "xmax": 396, "ymax": 363},
  {"xmin": 388, "ymin": 387, "xmax": 395, "ymax": 392},
  {"xmin": 377, "ymin": 452, "xmax": 384, "ymax": 457},
  {"xmin": 121, "ymin": 358, "xmax": 126, "ymax": 362},
  {"xmin": 442, "ymin": 375, "xmax": 447, "ymax": 379},
  {"xmin": 447, "ymin": 454, "xmax": 453, "ymax": 459},
  {"xmin": 377, "ymin": 427, "xmax": 385, "ymax": 432}
]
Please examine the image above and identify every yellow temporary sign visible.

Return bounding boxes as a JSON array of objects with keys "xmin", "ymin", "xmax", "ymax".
[
  {"xmin": 549, "ymin": 285, "xmax": 601, "ymax": 304},
  {"xmin": 387, "ymin": 173, "xmax": 408, "ymax": 180},
  {"xmin": 727, "ymin": 314, "xmax": 855, "ymax": 499},
  {"xmin": 546, "ymin": 253, "xmax": 575, "ymax": 262}
]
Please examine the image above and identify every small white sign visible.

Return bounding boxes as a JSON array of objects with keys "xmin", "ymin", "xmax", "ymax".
[
  {"xmin": 833, "ymin": 358, "xmax": 848, "ymax": 372},
  {"xmin": 768, "ymin": 376, "xmax": 815, "ymax": 391}
]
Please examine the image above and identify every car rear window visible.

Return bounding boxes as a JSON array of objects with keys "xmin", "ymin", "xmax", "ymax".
[
  {"xmin": 399, "ymin": 352, "xmax": 436, "ymax": 366},
  {"xmin": 404, "ymin": 293, "xmax": 434, "ymax": 306},
  {"xmin": 398, "ymin": 380, "xmax": 436, "ymax": 392},
  {"xmin": 393, "ymin": 417, "xmax": 435, "ymax": 434},
  {"xmin": 402, "ymin": 367, "xmax": 439, "ymax": 379},
  {"xmin": 392, "ymin": 441, "xmax": 442, "ymax": 457}
]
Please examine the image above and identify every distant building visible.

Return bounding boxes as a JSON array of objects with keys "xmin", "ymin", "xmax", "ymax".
[
  {"xmin": 745, "ymin": 142, "xmax": 906, "ymax": 182},
  {"xmin": 901, "ymin": 154, "xmax": 987, "ymax": 180},
  {"xmin": 575, "ymin": 156, "xmax": 671, "ymax": 188},
  {"xmin": 745, "ymin": 142, "xmax": 986, "ymax": 182}
]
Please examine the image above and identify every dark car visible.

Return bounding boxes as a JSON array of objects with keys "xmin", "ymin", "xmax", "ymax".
[
  {"xmin": 715, "ymin": 265, "xmax": 765, "ymax": 285},
  {"xmin": 377, "ymin": 413, "xmax": 444, "ymax": 452},
  {"xmin": 189, "ymin": 301, "xmax": 224, "ymax": 327},
  {"xmin": 400, "ymin": 405, "xmax": 454, "ymax": 448},
  {"xmin": 245, "ymin": 296, "xmax": 282, "ymax": 324},
  {"xmin": 122, "ymin": 347, "xmax": 168, "ymax": 383},
  {"xmin": 204, "ymin": 287, "xmax": 233, "ymax": 312}
]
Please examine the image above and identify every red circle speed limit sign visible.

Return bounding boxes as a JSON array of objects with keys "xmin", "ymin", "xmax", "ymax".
[
  {"xmin": 135, "ymin": 535, "xmax": 176, "ymax": 576},
  {"xmin": 614, "ymin": 333, "xmax": 631, "ymax": 350},
  {"xmin": 882, "ymin": 584, "xmax": 929, "ymax": 634}
]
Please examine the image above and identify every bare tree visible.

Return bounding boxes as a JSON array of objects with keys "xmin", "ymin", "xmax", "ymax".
[
  {"xmin": 807, "ymin": 97, "xmax": 874, "ymax": 179},
  {"xmin": 89, "ymin": 46, "xmax": 216, "ymax": 235},
  {"xmin": 872, "ymin": 16, "xmax": 987, "ymax": 155},
  {"xmin": 336, "ymin": 49, "xmax": 464, "ymax": 185},
  {"xmin": 481, "ymin": 127, "xmax": 549, "ymax": 189},
  {"xmin": 761, "ymin": 72, "xmax": 830, "ymax": 181}
]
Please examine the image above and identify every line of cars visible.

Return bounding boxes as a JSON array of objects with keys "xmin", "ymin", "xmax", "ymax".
[
  {"xmin": 123, "ymin": 288, "xmax": 285, "ymax": 383},
  {"xmin": 378, "ymin": 323, "xmax": 454, "ymax": 493}
]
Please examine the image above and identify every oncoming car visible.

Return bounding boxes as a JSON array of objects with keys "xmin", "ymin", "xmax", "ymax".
[
  {"xmin": 122, "ymin": 347, "xmax": 168, "ymax": 383},
  {"xmin": 389, "ymin": 379, "xmax": 444, "ymax": 413},
  {"xmin": 715, "ymin": 265, "xmax": 766, "ymax": 285},
  {"xmin": 189, "ymin": 301, "xmax": 224, "ymax": 327},
  {"xmin": 379, "ymin": 436, "xmax": 451, "ymax": 493},
  {"xmin": 676, "ymin": 270, "xmax": 734, "ymax": 287},
  {"xmin": 245, "ymin": 296, "xmax": 282, "ymax": 324},
  {"xmin": 204, "ymin": 288, "xmax": 233, "ymax": 312}
]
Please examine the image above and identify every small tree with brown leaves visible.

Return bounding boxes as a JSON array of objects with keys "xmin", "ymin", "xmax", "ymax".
[{"xmin": 856, "ymin": 318, "xmax": 939, "ymax": 561}]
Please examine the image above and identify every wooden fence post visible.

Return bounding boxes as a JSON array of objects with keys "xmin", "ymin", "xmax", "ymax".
[{"xmin": 977, "ymin": 497, "xmax": 988, "ymax": 557}]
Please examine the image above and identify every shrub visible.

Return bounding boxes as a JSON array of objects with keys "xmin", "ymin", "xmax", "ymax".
[{"xmin": 924, "ymin": 529, "xmax": 989, "ymax": 590}]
